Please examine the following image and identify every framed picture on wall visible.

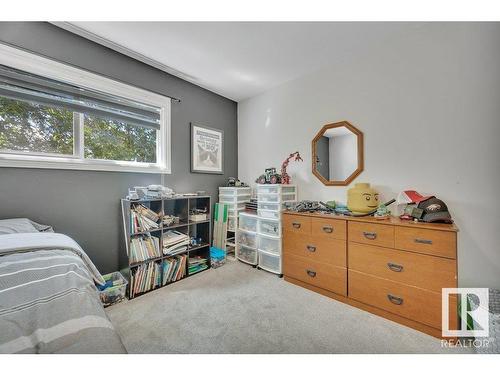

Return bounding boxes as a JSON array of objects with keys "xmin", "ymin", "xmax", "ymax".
[{"xmin": 190, "ymin": 123, "xmax": 224, "ymax": 174}]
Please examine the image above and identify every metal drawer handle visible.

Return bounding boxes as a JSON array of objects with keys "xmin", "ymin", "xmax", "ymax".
[
  {"xmin": 387, "ymin": 262, "xmax": 404, "ymax": 272},
  {"xmin": 415, "ymin": 238, "xmax": 433, "ymax": 245},
  {"xmin": 292, "ymin": 222, "xmax": 301, "ymax": 229},
  {"xmin": 363, "ymin": 231, "xmax": 377, "ymax": 240},
  {"xmin": 306, "ymin": 269, "xmax": 316, "ymax": 277},
  {"xmin": 306, "ymin": 245, "xmax": 316, "ymax": 252},
  {"xmin": 387, "ymin": 294, "xmax": 404, "ymax": 305},
  {"xmin": 322, "ymin": 225, "xmax": 333, "ymax": 233}
]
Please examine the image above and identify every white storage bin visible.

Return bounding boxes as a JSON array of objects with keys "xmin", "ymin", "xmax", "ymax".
[
  {"xmin": 257, "ymin": 185, "xmax": 279, "ymax": 194},
  {"xmin": 259, "ymin": 218, "xmax": 281, "ymax": 237},
  {"xmin": 281, "ymin": 185, "xmax": 296, "ymax": 194},
  {"xmin": 258, "ymin": 250, "xmax": 281, "ymax": 274},
  {"xmin": 258, "ymin": 202, "xmax": 281, "ymax": 211},
  {"xmin": 237, "ymin": 230, "xmax": 257, "ymax": 248},
  {"xmin": 228, "ymin": 207, "xmax": 244, "ymax": 217},
  {"xmin": 257, "ymin": 209, "xmax": 280, "ymax": 220},
  {"xmin": 239, "ymin": 213, "xmax": 258, "ymax": 232},
  {"xmin": 258, "ymin": 234, "xmax": 281, "ymax": 255},
  {"xmin": 282, "ymin": 193, "xmax": 296, "ymax": 202},
  {"xmin": 258, "ymin": 193, "xmax": 279, "ymax": 203},
  {"xmin": 238, "ymin": 245, "xmax": 258, "ymax": 265},
  {"xmin": 219, "ymin": 187, "xmax": 252, "ymax": 196},
  {"xmin": 219, "ymin": 195, "xmax": 236, "ymax": 203}
]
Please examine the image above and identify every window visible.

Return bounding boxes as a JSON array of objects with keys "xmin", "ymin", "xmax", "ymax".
[{"xmin": 0, "ymin": 44, "xmax": 171, "ymax": 173}]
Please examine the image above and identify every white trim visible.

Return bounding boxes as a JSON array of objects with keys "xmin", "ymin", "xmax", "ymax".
[{"xmin": 0, "ymin": 43, "xmax": 171, "ymax": 174}]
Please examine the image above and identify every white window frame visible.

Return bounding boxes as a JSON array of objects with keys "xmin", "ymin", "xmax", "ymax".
[{"xmin": 0, "ymin": 43, "xmax": 171, "ymax": 174}]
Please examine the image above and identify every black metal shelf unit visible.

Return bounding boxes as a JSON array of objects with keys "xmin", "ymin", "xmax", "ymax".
[{"xmin": 121, "ymin": 196, "xmax": 212, "ymax": 299}]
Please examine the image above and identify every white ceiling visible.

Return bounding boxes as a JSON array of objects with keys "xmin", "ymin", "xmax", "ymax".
[{"xmin": 59, "ymin": 22, "xmax": 425, "ymax": 102}]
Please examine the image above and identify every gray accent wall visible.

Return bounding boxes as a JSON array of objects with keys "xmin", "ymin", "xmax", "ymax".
[{"xmin": 0, "ymin": 22, "xmax": 238, "ymax": 273}]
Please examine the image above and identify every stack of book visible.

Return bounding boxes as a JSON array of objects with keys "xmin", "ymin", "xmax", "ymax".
[
  {"xmin": 162, "ymin": 255, "xmax": 187, "ymax": 285},
  {"xmin": 163, "ymin": 230, "xmax": 190, "ymax": 256},
  {"xmin": 130, "ymin": 235, "xmax": 161, "ymax": 264},
  {"xmin": 131, "ymin": 204, "xmax": 160, "ymax": 233},
  {"xmin": 188, "ymin": 256, "xmax": 209, "ymax": 274},
  {"xmin": 130, "ymin": 261, "xmax": 161, "ymax": 298}
]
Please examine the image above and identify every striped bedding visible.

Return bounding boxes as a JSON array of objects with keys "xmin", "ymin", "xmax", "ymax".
[{"xmin": 0, "ymin": 233, "xmax": 126, "ymax": 353}]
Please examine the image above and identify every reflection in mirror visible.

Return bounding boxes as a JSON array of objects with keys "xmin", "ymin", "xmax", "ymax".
[{"xmin": 312, "ymin": 121, "xmax": 363, "ymax": 186}]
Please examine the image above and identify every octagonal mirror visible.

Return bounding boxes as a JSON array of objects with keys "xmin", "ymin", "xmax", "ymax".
[{"xmin": 312, "ymin": 121, "xmax": 364, "ymax": 186}]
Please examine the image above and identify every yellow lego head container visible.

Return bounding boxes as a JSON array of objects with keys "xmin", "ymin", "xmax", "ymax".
[{"xmin": 347, "ymin": 183, "xmax": 379, "ymax": 214}]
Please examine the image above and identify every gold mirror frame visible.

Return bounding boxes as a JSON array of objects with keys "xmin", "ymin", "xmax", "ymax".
[{"xmin": 311, "ymin": 120, "xmax": 364, "ymax": 186}]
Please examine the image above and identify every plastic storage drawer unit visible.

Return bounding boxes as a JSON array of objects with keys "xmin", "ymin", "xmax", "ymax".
[
  {"xmin": 237, "ymin": 230, "xmax": 257, "ymax": 248},
  {"xmin": 258, "ymin": 234, "xmax": 281, "ymax": 255},
  {"xmin": 239, "ymin": 213, "xmax": 258, "ymax": 232},
  {"xmin": 238, "ymin": 245, "xmax": 258, "ymax": 265},
  {"xmin": 259, "ymin": 218, "xmax": 281, "ymax": 237},
  {"xmin": 257, "ymin": 193, "xmax": 280, "ymax": 203},
  {"xmin": 258, "ymin": 251, "xmax": 281, "ymax": 274}
]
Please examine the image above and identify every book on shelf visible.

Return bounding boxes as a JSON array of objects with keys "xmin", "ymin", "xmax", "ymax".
[
  {"xmin": 130, "ymin": 234, "xmax": 161, "ymax": 264},
  {"xmin": 130, "ymin": 204, "xmax": 160, "ymax": 233},
  {"xmin": 163, "ymin": 230, "xmax": 190, "ymax": 256},
  {"xmin": 188, "ymin": 256, "xmax": 209, "ymax": 274},
  {"xmin": 130, "ymin": 261, "xmax": 162, "ymax": 298},
  {"xmin": 162, "ymin": 254, "xmax": 187, "ymax": 285}
]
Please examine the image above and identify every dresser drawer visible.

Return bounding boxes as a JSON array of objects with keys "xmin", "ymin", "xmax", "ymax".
[
  {"xmin": 348, "ymin": 221, "xmax": 394, "ymax": 248},
  {"xmin": 348, "ymin": 270, "xmax": 457, "ymax": 329},
  {"xmin": 284, "ymin": 254, "xmax": 347, "ymax": 296},
  {"xmin": 348, "ymin": 242, "xmax": 457, "ymax": 292},
  {"xmin": 284, "ymin": 232, "xmax": 346, "ymax": 267},
  {"xmin": 311, "ymin": 217, "xmax": 346, "ymax": 240},
  {"xmin": 395, "ymin": 226, "xmax": 457, "ymax": 259},
  {"xmin": 283, "ymin": 214, "xmax": 311, "ymax": 234}
]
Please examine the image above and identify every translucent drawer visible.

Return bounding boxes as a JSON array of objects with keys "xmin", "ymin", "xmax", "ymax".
[
  {"xmin": 282, "ymin": 193, "xmax": 297, "ymax": 202},
  {"xmin": 258, "ymin": 251, "xmax": 281, "ymax": 274},
  {"xmin": 281, "ymin": 185, "xmax": 296, "ymax": 195},
  {"xmin": 258, "ymin": 202, "xmax": 281, "ymax": 211},
  {"xmin": 258, "ymin": 234, "xmax": 281, "ymax": 255},
  {"xmin": 238, "ymin": 245, "xmax": 258, "ymax": 265},
  {"xmin": 257, "ymin": 193, "xmax": 279, "ymax": 203},
  {"xmin": 259, "ymin": 218, "xmax": 281, "ymax": 237},
  {"xmin": 257, "ymin": 209, "xmax": 280, "ymax": 220},
  {"xmin": 257, "ymin": 185, "xmax": 279, "ymax": 194},
  {"xmin": 239, "ymin": 213, "xmax": 258, "ymax": 232},
  {"xmin": 237, "ymin": 230, "xmax": 257, "ymax": 248},
  {"xmin": 219, "ymin": 187, "xmax": 252, "ymax": 196},
  {"xmin": 220, "ymin": 194, "xmax": 250, "ymax": 203},
  {"xmin": 228, "ymin": 207, "xmax": 244, "ymax": 217}
]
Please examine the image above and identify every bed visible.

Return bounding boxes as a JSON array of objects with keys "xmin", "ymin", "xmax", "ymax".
[{"xmin": 0, "ymin": 219, "xmax": 126, "ymax": 353}]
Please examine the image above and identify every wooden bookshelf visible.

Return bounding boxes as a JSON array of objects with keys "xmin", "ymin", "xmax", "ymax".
[{"xmin": 121, "ymin": 195, "xmax": 212, "ymax": 299}]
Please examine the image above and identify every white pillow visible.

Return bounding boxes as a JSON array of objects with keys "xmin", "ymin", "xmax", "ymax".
[{"xmin": 0, "ymin": 218, "xmax": 53, "ymax": 235}]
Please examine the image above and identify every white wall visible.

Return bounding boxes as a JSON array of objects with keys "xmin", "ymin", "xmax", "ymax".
[
  {"xmin": 329, "ymin": 134, "xmax": 358, "ymax": 181},
  {"xmin": 238, "ymin": 23, "xmax": 500, "ymax": 288}
]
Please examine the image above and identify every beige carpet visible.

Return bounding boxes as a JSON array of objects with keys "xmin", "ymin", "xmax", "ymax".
[{"xmin": 106, "ymin": 260, "xmax": 472, "ymax": 354}]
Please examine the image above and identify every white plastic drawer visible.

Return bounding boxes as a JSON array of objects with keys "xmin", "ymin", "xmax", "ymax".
[
  {"xmin": 258, "ymin": 251, "xmax": 281, "ymax": 274},
  {"xmin": 238, "ymin": 245, "xmax": 258, "ymax": 265},
  {"xmin": 258, "ymin": 202, "xmax": 281, "ymax": 211},
  {"xmin": 281, "ymin": 185, "xmax": 296, "ymax": 195},
  {"xmin": 259, "ymin": 218, "xmax": 281, "ymax": 237},
  {"xmin": 282, "ymin": 193, "xmax": 296, "ymax": 202},
  {"xmin": 257, "ymin": 185, "xmax": 279, "ymax": 194},
  {"xmin": 237, "ymin": 230, "xmax": 257, "ymax": 248},
  {"xmin": 220, "ymin": 194, "xmax": 250, "ymax": 203},
  {"xmin": 239, "ymin": 213, "xmax": 258, "ymax": 232},
  {"xmin": 258, "ymin": 234, "xmax": 281, "ymax": 255},
  {"xmin": 257, "ymin": 209, "xmax": 280, "ymax": 220},
  {"xmin": 219, "ymin": 187, "xmax": 252, "ymax": 196},
  {"xmin": 258, "ymin": 193, "xmax": 279, "ymax": 203}
]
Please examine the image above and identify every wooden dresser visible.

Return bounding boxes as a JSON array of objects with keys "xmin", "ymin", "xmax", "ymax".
[{"xmin": 282, "ymin": 211, "xmax": 458, "ymax": 338}]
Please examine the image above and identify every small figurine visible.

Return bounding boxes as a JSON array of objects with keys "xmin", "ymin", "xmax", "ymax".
[
  {"xmin": 256, "ymin": 167, "xmax": 282, "ymax": 184},
  {"xmin": 280, "ymin": 151, "xmax": 303, "ymax": 185}
]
